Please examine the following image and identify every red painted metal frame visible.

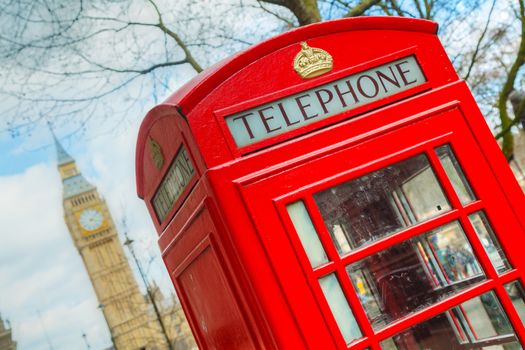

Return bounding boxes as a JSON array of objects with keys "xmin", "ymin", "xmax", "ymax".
[
  {"xmin": 135, "ymin": 16, "xmax": 525, "ymax": 350},
  {"xmin": 161, "ymin": 178, "xmax": 278, "ymax": 349},
  {"xmin": 166, "ymin": 17, "xmax": 438, "ymax": 116},
  {"xmin": 238, "ymin": 104, "xmax": 525, "ymax": 348},
  {"xmin": 213, "ymin": 47, "xmax": 431, "ymax": 156},
  {"xmin": 136, "ymin": 17, "xmax": 453, "ymax": 169},
  {"xmin": 136, "ymin": 105, "xmax": 207, "ymax": 233}
]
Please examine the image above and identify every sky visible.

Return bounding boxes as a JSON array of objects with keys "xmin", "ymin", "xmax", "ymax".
[{"xmin": 0, "ymin": 115, "xmax": 178, "ymax": 349}]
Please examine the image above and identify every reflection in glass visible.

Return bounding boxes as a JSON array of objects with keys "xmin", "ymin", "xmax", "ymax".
[
  {"xmin": 380, "ymin": 291, "xmax": 521, "ymax": 350},
  {"xmin": 287, "ymin": 201, "xmax": 328, "ymax": 267},
  {"xmin": 319, "ymin": 274, "xmax": 362, "ymax": 344},
  {"xmin": 314, "ymin": 154, "xmax": 451, "ymax": 255},
  {"xmin": 505, "ymin": 281, "xmax": 525, "ymax": 326},
  {"xmin": 435, "ymin": 145, "xmax": 476, "ymax": 205},
  {"xmin": 469, "ymin": 212, "xmax": 511, "ymax": 273},
  {"xmin": 347, "ymin": 221, "xmax": 484, "ymax": 330}
]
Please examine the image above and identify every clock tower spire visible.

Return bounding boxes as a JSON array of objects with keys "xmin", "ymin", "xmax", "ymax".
[{"xmin": 52, "ymin": 134, "xmax": 167, "ymax": 350}]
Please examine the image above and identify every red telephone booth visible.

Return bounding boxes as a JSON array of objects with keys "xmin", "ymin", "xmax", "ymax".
[{"xmin": 136, "ymin": 17, "xmax": 525, "ymax": 349}]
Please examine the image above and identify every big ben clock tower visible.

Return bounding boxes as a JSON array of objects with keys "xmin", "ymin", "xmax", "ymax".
[{"xmin": 53, "ymin": 134, "xmax": 166, "ymax": 350}]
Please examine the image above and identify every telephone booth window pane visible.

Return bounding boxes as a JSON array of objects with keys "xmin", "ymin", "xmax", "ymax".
[
  {"xmin": 314, "ymin": 153, "xmax": 451, "ymax": 255},
  {"xmin": 287, "ymin": 201, "xmax": 329, "ymax": 267},
  {"xmin": 469, "ymin": 211, "xmax": 511, "ymax": 273},
  {"xmin": 347, "ymin": 221, "xmax": 484, "ymax": 330},
  {"xmin": 505, "ymin": 281, "xmax": 525, "ymax": 326},
  {"xmin": 319, "ymin": 273, "xmax": 362, "ymax": 344},
  {"xmin": 380, "ymin": 291, "xmax": 521, "ymax": 349},
  {"xmin": 435, "ymin": 145, "xmax": 476, "ymax": 205}
]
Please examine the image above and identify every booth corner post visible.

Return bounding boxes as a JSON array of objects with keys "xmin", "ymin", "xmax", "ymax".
[{"xmin": 136, "ymin": 17, "xmax": 525, "ymax": 350}]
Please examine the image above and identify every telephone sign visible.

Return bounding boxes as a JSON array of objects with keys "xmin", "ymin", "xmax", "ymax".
[
  {"xmin": 136, "ymin": 17, "xmax": 525, "ymax": 349},
  {"xmin": 226, "ymin": 55, "xmax": 425, "ymax": 147}
]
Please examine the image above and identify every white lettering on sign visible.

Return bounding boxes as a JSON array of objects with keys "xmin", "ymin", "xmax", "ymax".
[{"xmin": 225, "ymin": 56, "xmax": 426, "ymax": 148}]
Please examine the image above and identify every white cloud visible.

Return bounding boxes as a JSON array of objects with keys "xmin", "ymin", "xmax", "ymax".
[{"xmin": 0, "ymin": 163, "xmax": 112, "ymax": 349}]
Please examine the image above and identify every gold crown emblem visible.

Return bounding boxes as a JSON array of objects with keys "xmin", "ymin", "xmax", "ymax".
[
  {"xmin": 148, "ymin": 136, "xmax": 164, "ymax": 170},
  {"xmin": 293, "ymin": 42, "xmax": 333, "ymax": 79}
]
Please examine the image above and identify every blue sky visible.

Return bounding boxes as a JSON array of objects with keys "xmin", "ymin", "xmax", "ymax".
[{"xmin": 0, "ymin": 135, "xmax": 52, "ymax": 176}]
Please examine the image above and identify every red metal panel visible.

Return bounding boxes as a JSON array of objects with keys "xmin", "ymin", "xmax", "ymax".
[
  {"xmin": 204, "ymin": 171, "xmax": 311, "ymax": 349},
  {"xmin": 213, "ymin": 47, "xmax": 432, "ymax": 156},
  {"xmin": 175, "ymin": 240, "xmax": 255, "ymax": 349},
  {"xmin": 187, "ymin": 27, "xmax": 455, "ymax": 167},
  {"xmin": 135, "ymin": 105, "xmax": 207, "ymax": 233},
  {"xmin": 167, "ymin": 17, "xmax": 438, "ymax": 114},
  {"xmin": 135, "ymin": 105, "xmax": 206, "ymax": 200},
  {"xmin": 135, "ymin": 18, "xmax": 453, "ymax": 175},
  {"xmin": 229, "ymin": 105, "xmax": 525, "ymax": 347},
  {"xmin": 162, "ymin": 189, "xmax": 270, "ymax": 349}
]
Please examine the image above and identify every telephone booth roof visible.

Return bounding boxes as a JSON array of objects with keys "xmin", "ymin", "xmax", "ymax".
[
  {"xmin": 163, "ymin": 17, "xmax": 437, "ymax": 113},
  {"xmin": 136, "ymin": 17, "xmax": 443, "ymax": 199}
]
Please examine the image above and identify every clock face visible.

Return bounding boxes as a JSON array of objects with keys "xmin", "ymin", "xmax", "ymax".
[{"xmin": 79, "ymin": 208, "xmax": 104, "ymax": 231}]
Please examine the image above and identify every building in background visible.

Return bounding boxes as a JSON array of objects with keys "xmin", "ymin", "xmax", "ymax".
[
  {"xmin": 53, "ymin": 135, "xmax": 195, "ymax": 349},
  {"xmin": 149, "ymin": 285, "xmax": 196, "ymax": 350},
  {"xmin": 0, "ymin": 315, "xmax": 16, "ymax": 350}
]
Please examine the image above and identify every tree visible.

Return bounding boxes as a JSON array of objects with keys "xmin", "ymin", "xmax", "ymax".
[
  {"xmin": 1, "ymin": 0, "xmax": 524, "ymax": 161},
  {"xmin": 0, "ymin": 0, "xmax": 291, "ymax": 136},
  {"xmin": 496, "ymin": 0, "xmax": 525, "ymax": 160}
]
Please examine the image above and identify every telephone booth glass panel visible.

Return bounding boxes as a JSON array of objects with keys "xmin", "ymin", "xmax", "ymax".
[
  {"xmin": 505, "ymin": 281, "xmax": 525, "ymax": 326},
  {"xmin": 469, "ymin": 212, "xmax": 511, "ymax": 273},
  {"xmin": 380, "ymin": 291, "xmax": 521, "ymax": 349},
  {"xmin": 271, "ymin": 109, "xmax": 525, "ymax": 348},
  {"xmin": 288, "ymin": 201, "xmax": 329, "ymax": 267},
  {"xmin": 313, "ymin": 152, "xmax": 451, "ymax": 255},
  {"xmin": 346, "ymin": 219, "xmax": 484, "ymax": 330},
  {"xmin": 319, "ymin": 273, "xmax": 362, "ymax": 343}
]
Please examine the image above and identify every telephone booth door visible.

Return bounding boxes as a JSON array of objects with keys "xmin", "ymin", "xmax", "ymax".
[{"xmin": 237, "ymin": 105, "xmax": 525, "ymax": 349}]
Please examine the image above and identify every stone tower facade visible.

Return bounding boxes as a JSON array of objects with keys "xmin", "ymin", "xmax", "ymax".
[
  {"xmin": 0, "ymin": 315, "xmax": 16, "ymax": 350},
  {"xmin": 53, "ymin": 135, "xmax": 166, "ymax": 350}
]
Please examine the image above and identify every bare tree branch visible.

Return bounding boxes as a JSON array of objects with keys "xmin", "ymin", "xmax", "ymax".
[
  {"xmin": 497, "ymin": 0, "xmax": 525, "ymax": 160},
  {"xmin": 463, "ymin": 0, "xmax": 497, "ymax": 81},
  {"xmin": 260, "ymin": 0, "xmax": 321, "ymax": 25},
  {"xmin": 387, "ymin": 0, "xmax": 406, "ymax": 16},
  {"xmin": 378, "ymin": 1, "xmax": 394, "ymax": 16},
  {"xmin": 146, "ymin": 0, "xmax": 203, "ymax": 72},
  {"xmin": 256, "ymin": 0, "xmax": 296, "ymax": 28},
  {"xmin": 413, "ymin": 0, "xmax": 426, "ymax": 18},
  {"xmin": 343, "ymin": 0, "xmax": 381, "ymax": 17}
]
